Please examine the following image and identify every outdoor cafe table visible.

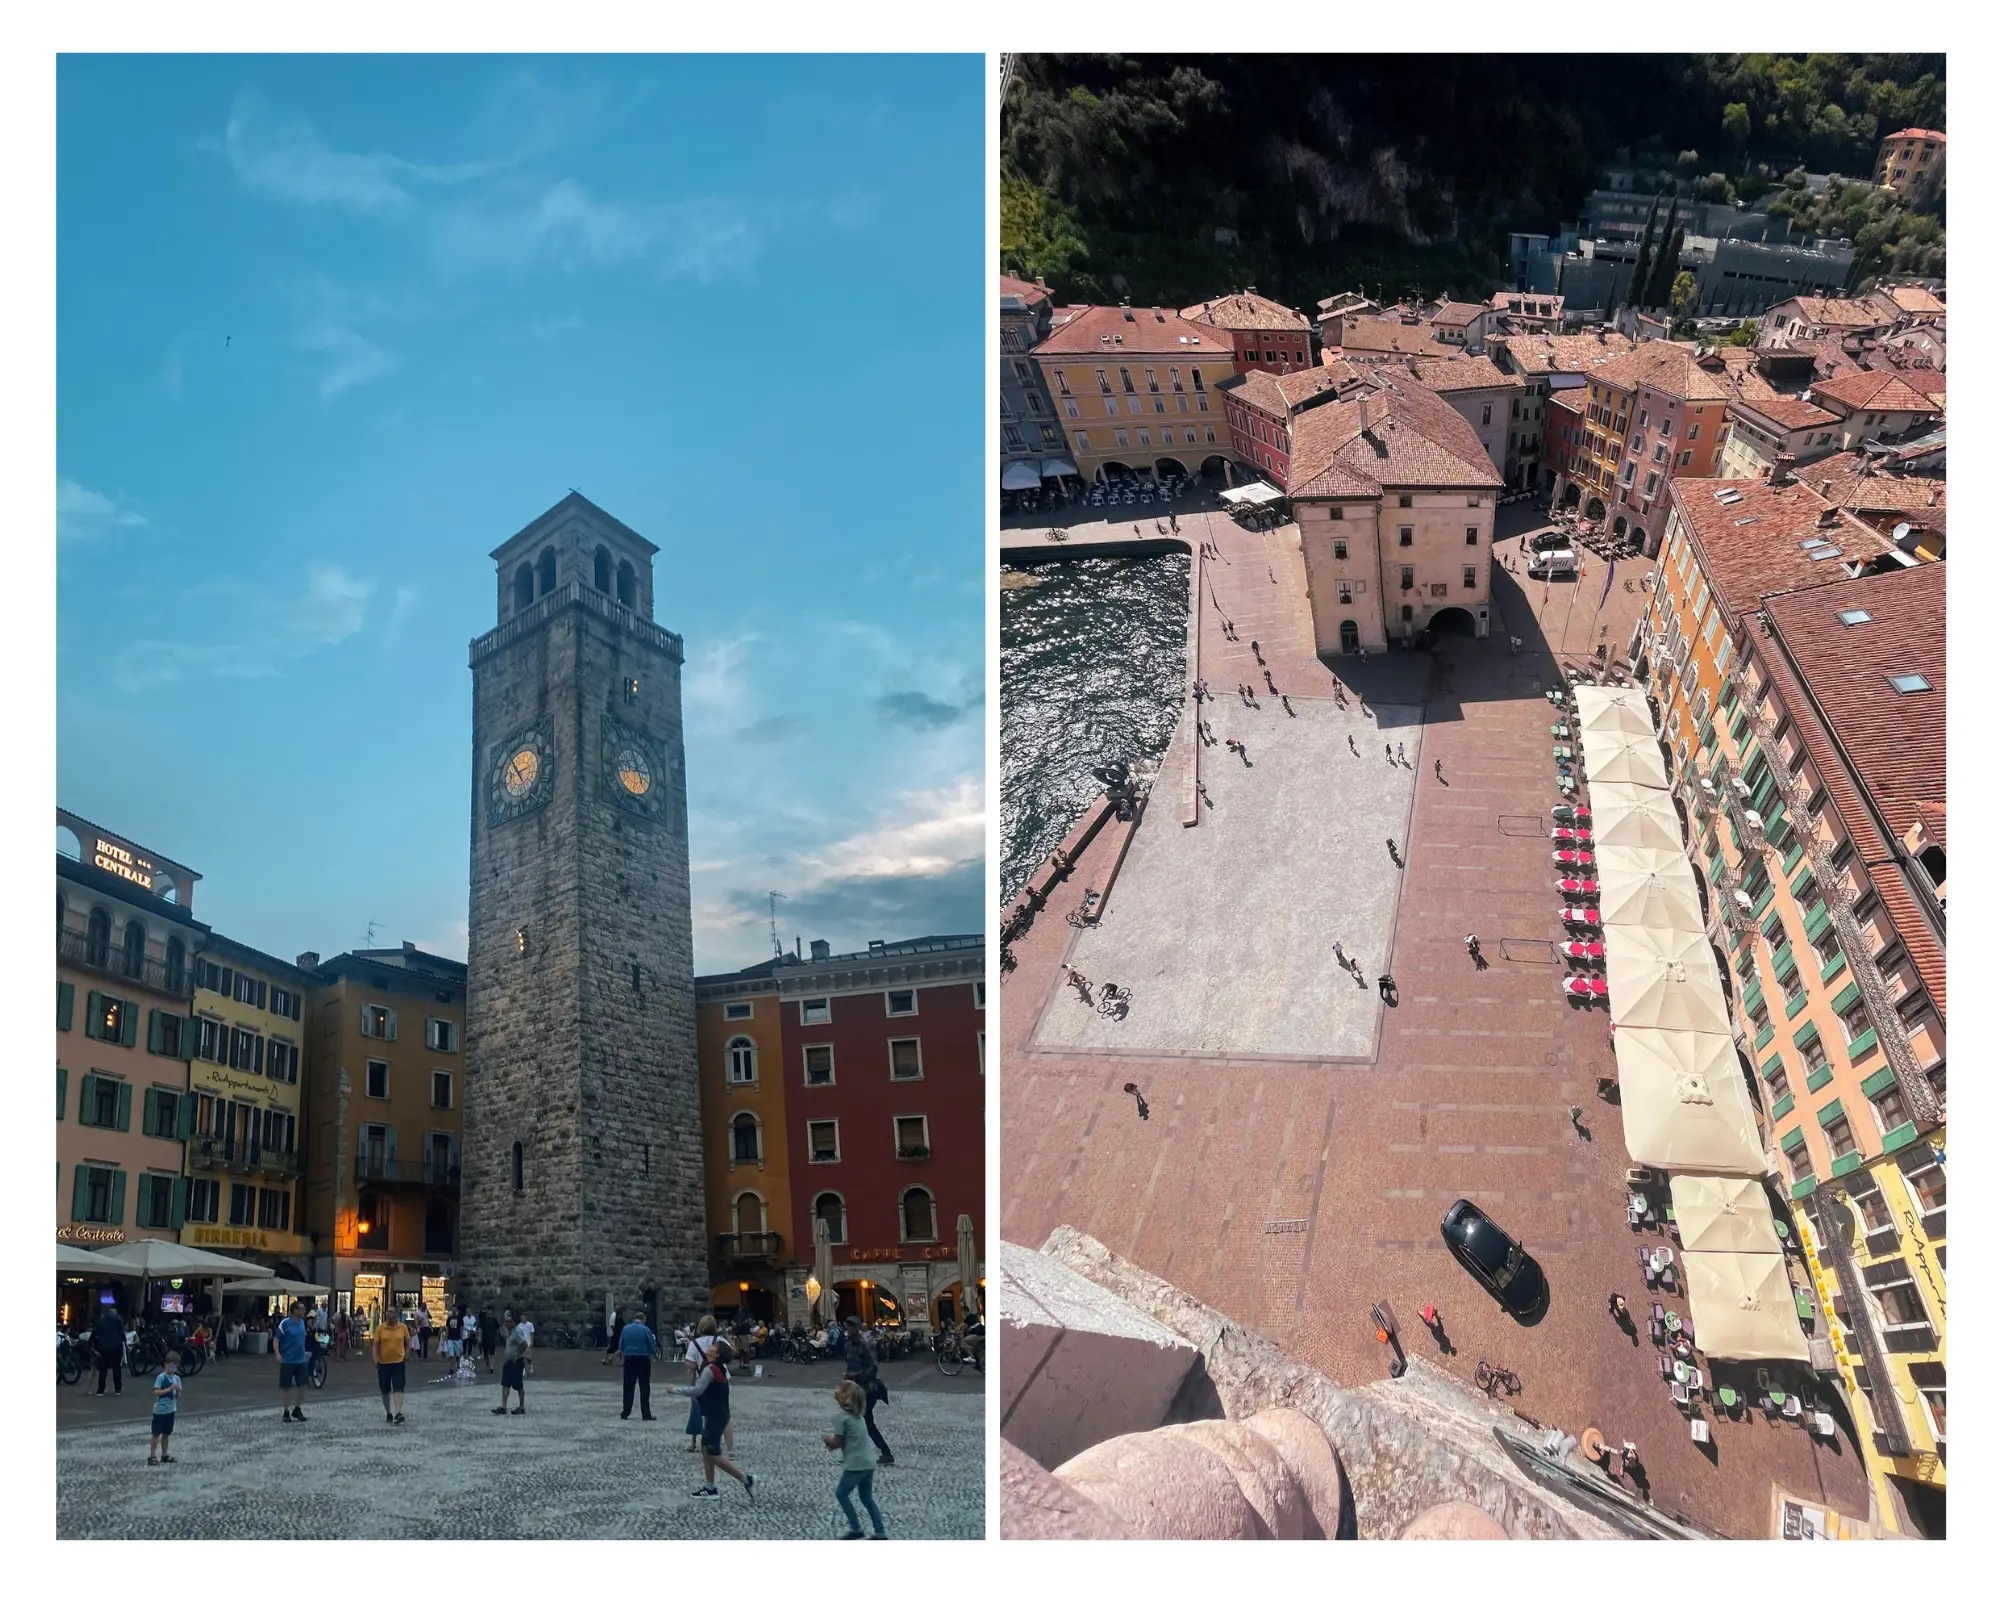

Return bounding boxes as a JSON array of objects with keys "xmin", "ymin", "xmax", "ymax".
[
  {"xmin": 1556, "ymin": 878, "xmax": 1599, "ymax": 896},
  {"xmin": 1562, "ymin": 906, "xmax": 1603, "ymax": 927},
  {"xmin": 1563, "ymin": 940, "xmax": 1606, "ymax": 960},
  {"xmin": 1552, "ymin": 850, "xmax": 1596, "ymax": 867}
]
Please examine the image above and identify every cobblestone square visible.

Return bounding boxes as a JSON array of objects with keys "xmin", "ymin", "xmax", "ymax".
[{"xmin": 56, "ymin": 1377, "xmax": 982, "ymax": 1540}]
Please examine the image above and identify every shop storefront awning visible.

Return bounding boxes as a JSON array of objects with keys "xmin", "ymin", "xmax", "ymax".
[
  {"xmin": 1613, "ymin": 1027, "xmax": 1769, "ymax": 1175},
  {"xmin": 1002, "ymin": 461, "xmax": 1043, "ymax": 491},
  {"xmin": 1040, "ymin": 458, "xmax": 1080, "ymax": 479},
  {"xmin": 1668, "ymin": 1176, "xmax": 1784, "ymax": 1255},
  {"xmin": 1220, "ymin": 481, "xmax": 1284, "ymax": 507},
  {"xmin": 1682, "ymin": 1250, "xmax": 1810, "ymax": 1362}
]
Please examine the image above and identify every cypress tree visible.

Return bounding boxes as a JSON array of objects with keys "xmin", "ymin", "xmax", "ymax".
[
  {"xmin": 1626, "ymin": 195, "xmax": 1660, "ymax": 311},
  {"xmin": 1646, "ymin": 202, "xmax": 1682, "ymax": 309}
]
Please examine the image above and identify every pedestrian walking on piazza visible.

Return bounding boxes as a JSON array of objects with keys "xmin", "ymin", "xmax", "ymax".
[
  {"xmin": 1435, "ymin": 759, "xmax": 1443, "ymax": 781},
  {"xmin": 147, "ymin": 1349, "xmax": 182, "ymax": 1466},
  {"xmin": 1378, "ymin": 973, "xmax": 1396, "ymax": 1002},
  {"xmin": 843, "ymin": 1315, "xmax": 895, "ymax": 1466},
  {"xmin": 618, "ymin": 1309, "xmax": 660, "ymax": 1420},
  {"xmin": 1384, "ymin": 742, "xmax": 1393, "ymax": 762},
  {"xmin": 374, "ymin": 1304, "xmax": 411, "ymax": 1425},
  {"xmin": 334, "ymin": 1310, "xmax": 351, "ymax": 1361},
  {"xmin": 676, "ymin": 1338, "xmax": 755, "ymax": 1503},
  {"xmin": 477, "ymin": 1309, "xmax": 499, "ymax": 1374},
  {"xmin": 1251, "ymin": 639, "xmax": 1263, "ymax": 664},
  {"xmin": 444, "ymin": 1306, "xmax": 464, "ymax": 1364},
  {"xmin": 1348, "ymin": 734, "xmax": 1358, "ymax": 756},
  {"xmin": 493, "ymin": 1313, "xmax": 530, "ymax": 1416},
  {"xmin": 1397, "ymin": 741, "xmax": 1405, "ymax": 765},
  {"xmin": 684, "ymin": 1315, "xmax": 720, "ymax": 1452},
  {"xmin": 1332, "ymin": 940, "xmax": 1347, "ymax": 969},
  {"xmin": 91, "ymin": 1300, "xmax": 125, "ymax": 1396},
  {"xmin": 827, "ymin": 1378, "xmax": 889, "ymax": 1539},
  {"xmin": 412, "ymin": 1304, "xmax": 432, "ymax": 1361},
  {"xmin": 275, "ymin": 1299, "xmax": 312, "ymax": 1423},
  {"xmin": 604, "ymin": 1304, "xmax": 626, "ymax": 1366}
]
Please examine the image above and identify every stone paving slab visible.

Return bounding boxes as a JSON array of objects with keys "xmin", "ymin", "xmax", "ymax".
[
  {"xmin": 56, "ymin": 1379, "xmax": 981, "ymax": 1540},
  {"xmin": 1031, "ymin": 695, "xmax": 1421, "ymax": 1061}
]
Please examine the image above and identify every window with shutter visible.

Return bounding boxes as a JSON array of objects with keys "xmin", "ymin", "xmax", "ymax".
[
  {"xmin": 56, "ymin": 1067, "xmax": 66, "ymax": 1121},
  {"xmin": 115, "ymin": 1081, "xmax": 133, "ymax": 1132},
  {"xmin": 109, "ymin": 1169, "xmax": 127, "ymax": 1225},
  {"xmin": 58, "ymin": 981, "xmax": 74, "ymax": 1031}
]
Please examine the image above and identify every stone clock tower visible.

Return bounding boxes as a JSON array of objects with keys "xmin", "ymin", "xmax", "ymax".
[{"xmin": 458, "ymin": 492, "xmax": 706, "ymax": 1332}]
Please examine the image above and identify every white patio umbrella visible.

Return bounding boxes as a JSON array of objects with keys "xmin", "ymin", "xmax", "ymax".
[
  {"xmin": 1604, "ymin": 924, "xmax": 1733, "ymax": 1034},
  {"xmin": 1592, "ymin": 845, "xmax": 1699, "ymax": 882},
  {"xmin": 1598, "ymin": 866, "xmax": 1706, "ymax": 934},
  {"xmin": 55, "ymin": 1244, "xmax": 146, "ymax": 1277},
  {"xmin": 1668, "ymin": 1176, "xmax": 1784, "ymax": 1255},
  {"xmin": 1580, "ymin": 730, "xmax": 1670, "ymax": 788},
  {"xmin": 93, "ymin": 1241, "xmax": 275, "ymax": 1278},
  {"xmin": 811, "ymin": 1216, "xmax": 835, "ymax": 1329},
  {"xmin": 1613, "ymin": 1028, "xmax": 1768, "ymax": 1175},
  {"xmin": 956, "ymin": 1213, "xmax": 982, "ymax": 1327},
  {"xmin": 1682, "ymin": 1250, "xmax": 1810, "ymax": 1362},
  {"xmin": 1572, "ymin": 689, "xmax": 1655, "ymax": 737},
  {"xmin": 1588, "ymin": 784, "xmax": 1685, "ymax": 852}
]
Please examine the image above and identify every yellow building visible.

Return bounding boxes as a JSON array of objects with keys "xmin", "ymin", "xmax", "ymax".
[
  {"xmin": 695, "ymin": 964, "xmax": 795, "ymax": 1323},
  {"xmin": 1031, "ymin": 303, "xmax": 1241, "ymax": 486},
  {"xmin": 301, "ymin": 943, "xmax": 466, "ymax": 1328},
  {"xmin": 181, "ymin": 933, "xmax": 312, "ymax": 1272},
  {"xmin": 1875, "ymin": 129, "xmax": 1945, "ymax": 204},
  {"xmin": 1643, "ymin": 494, "xmax": 1945, "ymax": 1539}
]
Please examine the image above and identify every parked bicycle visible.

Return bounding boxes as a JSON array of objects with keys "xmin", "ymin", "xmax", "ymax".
[
  {"xmin": 935, "ymin": 1324, "xmax": 984, "ymax": 1378},
  {"xmin": 1475, "ymin": 1359, "xmax": 1521, "ymax": 1398},
  {"xmin": 130, "ymin": 1327, "xmax": 205, "ymax": 1379},
  {"xmin": 308, "ymin": 1332, "xmax": 330, "ymax": 1389},
  {"xmin": 57, "ymin": 1330, "xmax": 84, "ymax": 1386}
]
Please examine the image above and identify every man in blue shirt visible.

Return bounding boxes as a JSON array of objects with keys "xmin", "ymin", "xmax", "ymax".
[
  {"xmin": 274, "ymin": 1300, "xmax": 311, "ymax": 1423},
  {"xmin": 617, "ymin": 1309, "xmax": 661, "ymax": 1420}
]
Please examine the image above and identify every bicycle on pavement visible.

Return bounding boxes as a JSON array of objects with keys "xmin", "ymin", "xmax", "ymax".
[{"xmin": 1475, "ymin": 1359, "xmax": 1521, "ymax": 1398}]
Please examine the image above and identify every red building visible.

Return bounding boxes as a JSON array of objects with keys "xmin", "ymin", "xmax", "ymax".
[
  {"xmin": 1219, "ymin": 362, "xmax": 1372, "ymax": 489},
  {"xmin": 778, "ymin": 934, "xmax": 984, "ymax": 1329},
  {"xmin": 1181, "ymin": 291, "xmax": 1315, "ymax": 376},
  {"xmin": 1543, "ymin": 386, "xmax": 1586, "ymax": 489}
]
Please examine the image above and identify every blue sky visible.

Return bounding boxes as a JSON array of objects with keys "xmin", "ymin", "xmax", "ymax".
[{"xmin": 56, "ymin": 54, "xmax": 985, "ymax": 974}]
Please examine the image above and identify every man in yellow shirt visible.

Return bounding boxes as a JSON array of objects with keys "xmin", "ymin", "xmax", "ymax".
[{"xmin": 374, "ymin": 1304, "xmax": 411, "ymax": 1425}]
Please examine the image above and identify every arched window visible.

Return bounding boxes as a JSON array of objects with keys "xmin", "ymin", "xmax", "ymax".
[
  {"xmin": 537, "ymin": 547, "xmax": 557, "ymax": 596},
  {"xmin": 512, "ymin": 563, "xmax": 535, "ymax": 613},
  {"xmin": 165, "ymin": 937, "xmax": 186, "ymax": 994},
  {"xmin": 155, "ymin": 870, "xmax": 179, "ymax": 906},
  {"xmin": 122, "ymin": 920, "xmax": 148, "ymax": 980},
  {"xmin": 510, "ymin": 1141, "xmax": 524, "ymax": 1192},
  {"xmin": 813, "ymin": 1191, "xmax": 846, "ymax": 1245},
  {"xmin": 901, "ymin": 1186, "xmax": 937, "ymax": 1243},
  {"xmin": 727, "ymin": 1036, "xmax": 757, "ymax": 1084},
  {"xmin": 86, "ymin": 908, "xmax": 111, "ymax": 968},
  {"xmin": 731, "ymin": 1112, "xmax": 760, "ymax": 1163},
  {"xmin": 616, "ymin": 560, "xmax": 636, "ymax": 609},
  {"xmin": 733, "ymin": 1191, "xmax": 765, "ymax": 1235},
  {"xmin": 593, "ymin": 546, "xmax": 612, "ymax": 593},
  {"xmin": 56, "ymin": 825, "xmax": 82, "ymax": 861}
]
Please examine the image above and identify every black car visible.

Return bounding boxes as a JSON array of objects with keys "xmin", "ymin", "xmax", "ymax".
[{"xmin": 1440, "ymin": 1199, "xmax": 1548, "ymax": 1318}]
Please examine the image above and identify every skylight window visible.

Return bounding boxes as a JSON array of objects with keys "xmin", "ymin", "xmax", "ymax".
[
  {"xmin": 1734, "ymin": 516, "xmax": 1759, "ymax": 526},
  {"xmin": 1836, "ymin": 609, "xmax": 1872, "ymax": 626},
  {"xmin": 1808, "ymin": 547, "xmax": 1844, "ymax": 561},
  {"xmin": 1800, "ymin": 537, "xmax": 1829, "ymax": 550},
  {"xmin": 1887, "ymin": 673, "xmax": 1932, "ymax": 694}
]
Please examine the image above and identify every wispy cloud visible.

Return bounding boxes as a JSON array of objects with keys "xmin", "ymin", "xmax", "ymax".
[
  {"xmin": 875, "ymin": 690, "xmax": 977, "ymax": 732},
  {"xmin": 685, "ymin": 631, "xmax": 765, "ymax": 718},
  {"xmin": 429, "ymin": 184, "xmax": 767, "ymax": 282},
  {"xmin": 736, "ymin": 713, "xmax": 811, "ymax": 745},
  {"xmin": 213, "ymin": 95, "xmax": 490, "ymax": 216},
  {"xmin": 57, "ymin": 478, "xmax": 147, "ymax": 542},
  {"xmin": 291, "ymin": 278, "xmax": 405, "ymax": 400},
  {"xmin": 112, "ymin": 563, "xmax": 378, "ymax": 691}
]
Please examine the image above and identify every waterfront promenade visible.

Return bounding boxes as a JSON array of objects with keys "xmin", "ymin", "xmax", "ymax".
[{"xmin": 998, "ymin": 500, "xmax": 1872, "ymax": 1538}]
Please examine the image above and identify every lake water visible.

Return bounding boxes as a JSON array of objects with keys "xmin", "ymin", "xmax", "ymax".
[{"xmin": 999, "ymin": 552, "xmax": 1190, "ymax": 904}]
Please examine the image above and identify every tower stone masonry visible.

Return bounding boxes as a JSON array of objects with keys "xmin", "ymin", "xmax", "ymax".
[{"xmin": 458, "ymin": 492, "xmax": 706, "ymax": 1332}]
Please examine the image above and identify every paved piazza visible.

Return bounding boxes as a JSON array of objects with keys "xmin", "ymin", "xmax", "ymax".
[
  {"xmin": 1000, "ymin": 502, "xmax": 1872, "ymax": 1539},
  {"xmin": 57, "ymin": 1377, "xmax": 982, "ymax": 1540},
  {"xmin": 1030, "ymin": 695, "xmax": 1421, "ymax": 1060}
]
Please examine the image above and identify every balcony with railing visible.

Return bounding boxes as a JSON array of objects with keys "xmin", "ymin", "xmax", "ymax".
[
  {"xmin": 57, "ymin": 928, "xmax": 194, "ymax": 999},
  {"xmin": 188, "ymin": 1135, "xmax": 299, "ymax": 1175},
  {"xmin": 355, "ymin": 1155, "xmax": 461, "ymax": 1188},
  {"xmin": 716, "ymin": 1231, "xmax": 785, "ymax": 1266}
]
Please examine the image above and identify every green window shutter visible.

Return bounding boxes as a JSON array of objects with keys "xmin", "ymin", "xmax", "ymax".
[
  {"xmin": 143, "ymin": 1087, "xmax": 160, "ymax": 1134},
  {"xmin": 1790, "ymin": 864, "xmax": 1815, "ymax": 901},
  {"xmin": 1859, "ymin": 1065, "xmax": 1898, "ymax": 1099},
  {"xmin": 1755, "ymin": 1022, "xmax": 1775, "ymax": 1051},
  {"xmin": 1816, "ymin": 1098, "xmax": 1847, "ymax": 1127},
  {"xmin": 70, "ymin": 1165, "xmax": 88, "ymax": 1221},
  {"xmin": 56, "ymin": 1067, "xmax": 66, "ymax": 1121},
  {"xmin": 1790, "ymin": 1174, "xmax": 1819, "ymax": 1200},
  {"xmin": 115, "ymin": 1081, "xmax": 132, "ymax": 1132},
  {"xmin": 1771, "ymin": 1092, "xmax": 1794, "ymax": 1119},
  {"xmin": 1829, "ymin": 981, "xmax": 1861, "ymax": 1014},
  {"xmin": 178, "ymin": 1092, "xmax": 198, "ymax": 1138},
  {"xmin": 1793, "ymin": 1019, "xmax": 1821, "ymax": 1050},
  {"xmin": 1805, "ymin": 1064, "xmax": 1834, "ymax": 1093},
  {"xmin": 84, "ymin": 990, "xmax": 103, "ymax": 1041},
  {"xmin": 1742, "ymin": 981, "xmax": 1766, "ymax": 1016},
  {"xmin": 109, "ymin": 1169, "xmax": 127, "ymax": 1225},
  {"xmin": 1781, "ymin": 1126, "xmax": 1806, "ymax": 1152},
  {"xmin": 1752, "ymin": 883, "xmax": 1776, "ymax": 918},
  {"xmin": 1845, "ymin": 1027, "xmax": 1879, "ymax": 1063},
  {"xmin": 58, "ymin": 981, "xmax": 74, "ymax": 1031},
  {"xmin": 1785, "ymin": 989, "xmax": 1810, "ymax": 1019},
  {"xmin": 1820, "ymin": 951, "xmax": 1847, "ymax": 986},
  {"xmin": 1761, "ymin": 912, "xmax": 1784, "ymax": 941},
  {"xmin": 182, "ymin": 1018, "xmax": 199, "ymax": 1061},
  {"xmin": 1802, "ymin": 900, "xmax": 1831, "ymax": 940},
  {"xmin": 1771, "ymin": 945, "xmax": 1798, "ymax": 981},
  {"xmin": 1881, "ymin": 1123, "xmax": 1919, "ymax": 1154},
  {"xmin": 1760, "ymin": 1056, "xmax": 1785, "ymax": 1081},
  {"xmin": 148, "ymin": 1009, "xmax": 164, "ymax": 1054},
  {"xmin": 386, "ymin": 1009, "xmax": 398, "ymax": 1042},
  {"xmin": 1829, "ymin": 1152, "xmax": 1862, "ymax": 1178},
  {"xmin": 75, "ymin": 1074, "xmax": 95, "ymax": 1128},
  {"xmin": 119, "ymin": 1002, "xmax": 138, "ymax": 1048},
  {"xmin": 170, "ymin": 1177, "xmax": 188, "ymax": 1230},
  {"xmin": 1783, "ymin": 840, "xmax": 1805, "ymax": 874},
  {"xmin": 1731, "ymin": 712, "xmax": 1750, "ymax": 743}
]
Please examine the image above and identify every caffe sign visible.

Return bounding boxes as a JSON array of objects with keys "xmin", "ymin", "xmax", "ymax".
[{"xmin": 58, "ymin": 1224, "xmax": 125, "ymax": 1244}]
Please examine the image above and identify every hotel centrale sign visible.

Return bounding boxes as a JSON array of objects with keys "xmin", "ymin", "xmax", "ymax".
[{"xmin": 185, "ymin": 1226, "xmax": 302, "ymax": 1254}]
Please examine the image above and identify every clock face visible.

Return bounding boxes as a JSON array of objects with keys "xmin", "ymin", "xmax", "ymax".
[
  {"xmin": 616, "ymin": 747, "xmax": 652, "ymax": 796},
  {"xmin": 503, "ymin": 747, "xmax": 541, "ymax": 796}
]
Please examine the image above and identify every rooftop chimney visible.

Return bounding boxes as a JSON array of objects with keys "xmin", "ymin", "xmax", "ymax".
[
  {"xmin": 868, "ymin": 940, "xmax": 886, "ymax": 954},
  {"xmin": 1770, "ymin": 454, "xmax": 1796, "ymax": 487},
  {"xmin": 1357, "ymin": 396, "xmax": 1373, "ymax": 432},
  {"xmin": 1928, "ymin": 486, "xmax": 1943, "ymax": 506},
  {"xmin": 1817, "ymin": 508, "xmax": 1842, "ymax": 529},
  {"xmin": 296, "ymin": 951, "xmax": 320, "ymax": 971},
  {"xmin": 403, "ymin": 940, "xmax": 417, "ymax": 953},
  {"xmin": 809, "ymin": 938, "xmax": 831, "ymax": 961}
]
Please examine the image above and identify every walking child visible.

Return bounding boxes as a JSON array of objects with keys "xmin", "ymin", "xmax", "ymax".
[
  {"xmin": 826, "ymin": 1379, "xmax": 888, "ymax": 1539},
  {"xmin": 147, "ymin": 1350, "xmax": 182, "ymax": 1465},
  {"xmin": 676, "ymin": 1339, "xmax": 755, "ymax": 1501}
]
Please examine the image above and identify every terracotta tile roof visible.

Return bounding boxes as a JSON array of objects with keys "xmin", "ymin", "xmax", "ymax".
[
  {"xmin": 1487, "ymin": 291, "xmax": 1564, "ymax": 315},
  {"xmin": 1883, "ymin": 285, "xmax": 1945, "ymax": 316},
  {"xmin": 1405, "ymin": 355, "xmax": 1522, "ymax": 395},
  {"xmin": 1881, "ymin": 364, "xmax": 1945, "ymax": 403},
  {"xmin": 1000, "ymin": 274, "xmax": 1050, "ymax": 309},
  {"xmin": 1489, "ymin": 330, "xmax": 1635, "ymax": 376},
  {"xmin": 1334, "ymin": 318, "xmax": 1456, "ymax": 358},
  {"xmin": 1760, "ymin": 562, "xmax": 1946, "ymax": 1015},
  {"xmin": 1427, "ymin": 300, "xmax": 1488, "ymax": 329},
  {"xmin": 1725, "ymin": 365, "xmax": 1836, "ymax": 432},
  {"xmin": 1914, "ymin": 800, "xmax": 1946, "ymax": 849},
  {"xmin": 1222, "ymin": 362, "xmax": 1361, "ymax": 421},
  {"xmin": 1033, "ymin": 304, "xmax": 1234, "ymax": 358},
  {"xmin": 1179, "ymin": 292, "xmax": 1311, "ymax": 334},
  {"xmin": 1585, "ymin": 342, "xmax": 1733, "ymax": 403},
  {"xmin": 1809, "ymin": 369, "xmax": 1941, "ymax": 416},
  {"xmin": 1796, "ymin": 451, "xmax": 1946, "ymax": 516},
  {"xmin": 1548, "ymin": 388, "xmax": 1585, "ymax": 416},
  {"xmin": 1670, "ymin": 477, "xmax": 1897, "ymax": 622},
  {"xmin": 1884, "ymin": 128, "xmax": 1945, "ymax": 142},
  {"xmin": 1288, "ymin": 371, "xmax": 1504, "ymax": 498},
  {"xmin": 1280, "ymin": 362, "xmax": 1363, "ymax": 404},
  {"xmin": 1788, "ymin": 296, "xmax": 1893, "ymax": 330}
]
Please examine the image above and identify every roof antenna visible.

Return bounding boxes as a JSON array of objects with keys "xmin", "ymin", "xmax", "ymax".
[
  {"xmin": 767, "ymin": 891, "xmax": 786, "ymax": 961},
  {"xmin": 364, "ymin": 920, "xmax": 383, "ymax": 950}
]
